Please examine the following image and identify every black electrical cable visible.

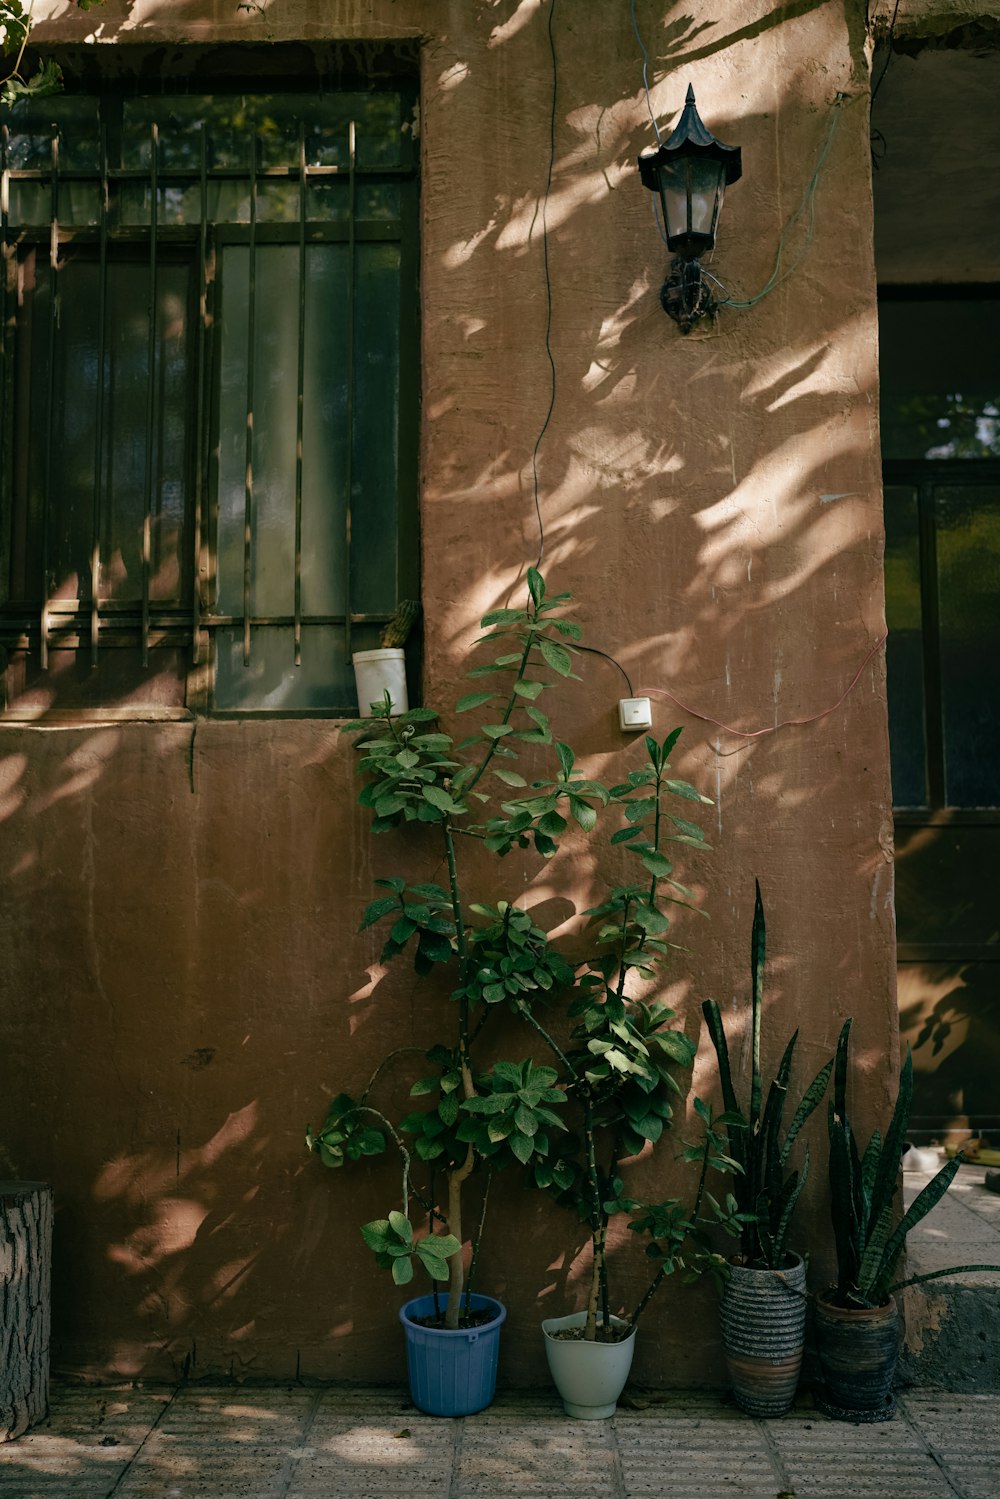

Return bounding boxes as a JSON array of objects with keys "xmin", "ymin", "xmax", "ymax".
[
  {"xmin": 575, "ymin": 643, "xmax": 635, "ymax": 697},
  {"xmin": 527, "ymin": 0, "xmax": 558, "ymax": 571}
]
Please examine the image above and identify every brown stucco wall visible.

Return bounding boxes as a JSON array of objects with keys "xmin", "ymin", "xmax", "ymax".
[{"xmin": 1, "ymin": 0, "xmax": 897, "ymax": 1387}]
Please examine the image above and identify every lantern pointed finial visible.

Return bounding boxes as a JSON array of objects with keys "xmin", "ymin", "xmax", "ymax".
[{"xmin": 662, "ymin": 82, "xmax": 742, "ymax": 180}]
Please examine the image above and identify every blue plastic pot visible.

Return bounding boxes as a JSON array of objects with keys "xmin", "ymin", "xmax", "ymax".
[{"xmin": 399, "ymin": 1293, "xmax": 506, "ymax": 1417}]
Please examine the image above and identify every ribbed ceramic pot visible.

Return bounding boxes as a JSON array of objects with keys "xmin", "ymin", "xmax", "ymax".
[
  {"xmin": 719, "ymin": 1254, "xmax": 807, "ymax": 1417},
  {"xmin": 814, "ymin": 1291, "xmax": 900, "ymax": 1418}
]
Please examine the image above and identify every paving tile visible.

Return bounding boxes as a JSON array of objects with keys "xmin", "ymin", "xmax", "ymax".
[
  {"xmin": 770, "ymin": 1412, "xmax": 956, "ymax": 1499},
  {"xmin": 7, "ymin": 1380, "xmax": 1000, "ymax": 1499},
  {"xmin": 899, "ymin": 1393, "xmax": 1000, "ymax": 1499},
  {"xmin": 457, "ymin": 1430, "xmax": 617, "ymax": 1493}
]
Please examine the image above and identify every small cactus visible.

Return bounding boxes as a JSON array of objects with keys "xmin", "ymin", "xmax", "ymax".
[{"xmin": 380, "ymin": 599, "xmax": 420, "ymax": 649}]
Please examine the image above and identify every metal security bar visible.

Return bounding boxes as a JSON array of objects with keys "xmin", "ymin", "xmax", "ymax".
[{"xmin": 0, "ymin": 83, "xmax": 419, "ymax": 716}]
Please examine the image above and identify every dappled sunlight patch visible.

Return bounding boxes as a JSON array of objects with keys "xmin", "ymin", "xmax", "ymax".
[{"xmin": 107, "ymin": 1198, "xmax": 210, "ymax": 1273}]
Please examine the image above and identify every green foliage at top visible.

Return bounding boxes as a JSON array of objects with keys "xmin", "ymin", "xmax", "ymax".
[
  {"xmin": 309, "ymin": 569, "xmax": 719, "ymax": 1333},
  {"xmin": 0, "ymin": 1, "xmax": 107, "ymax": 106},
  {"xmin": 827, "ymin": 1019, "xmax": 1000, "ymax": 1308},
  {"xmin": 702, "ymin": 882, "xmax": 833, "ymax": 1270}
]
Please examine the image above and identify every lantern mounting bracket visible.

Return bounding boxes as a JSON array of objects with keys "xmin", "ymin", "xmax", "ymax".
[{"xmin": 660, "ymin": 256, "xmax": 717, "ymax": 334}]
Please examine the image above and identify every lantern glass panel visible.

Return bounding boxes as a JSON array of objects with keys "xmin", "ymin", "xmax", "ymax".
[
  {"xmin": 688, "ymin": 157, "xmax": 725, "ymax": 238},
  {"xmin": 658, "ymin": 155, "xmax": 726, "ymax": 256},
  {"xmin": 657, "ymin": 159, "xmax": 690, "ymax": 244}
]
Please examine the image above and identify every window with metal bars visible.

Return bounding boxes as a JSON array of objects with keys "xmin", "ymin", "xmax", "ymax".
[
  {"xmin": 0, "ymin": 69, "xmax": 419, "ymax": 717},
  {"xmin": 879, "ymin": 292, "xmax": 1000, "ymax": 810}
]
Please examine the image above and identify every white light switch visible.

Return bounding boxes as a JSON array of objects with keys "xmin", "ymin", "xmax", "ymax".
[{"xmin": 618, "ymin": 697, "xmax": 653, "ymax": 732}]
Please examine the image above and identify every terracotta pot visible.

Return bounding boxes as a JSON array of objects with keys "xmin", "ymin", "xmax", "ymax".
[
  {"xmin": 814, "ymin": 1290, "xmax": 900, "ymax": 1421},
  {"xmin": 719, "ymin": 1254, "xmax": 807, "ymax": 1417}
]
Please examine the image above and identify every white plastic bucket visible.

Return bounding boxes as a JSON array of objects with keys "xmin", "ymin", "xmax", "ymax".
[{"xmin": 352, "ymin": 647, "xmax": 409, "ymax": 715}]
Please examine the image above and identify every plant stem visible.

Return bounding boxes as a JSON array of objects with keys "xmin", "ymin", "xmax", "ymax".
[
  {"xmin": 445, "ymin": 1152, "xmax": 474, "ymax": 1328},
  {"xmin": 583, "ymin": 1096, "xmax": 604, "ymax": 1341},
  {"xmin": 628, "ymin": 1259, "xmax": 671, "ymax": 1332},
  {"xmin": 441, "ymin": 817, "xmax": 476, "ymax": 1329},
  {"xmin": 360, "ymin": 1046, "xmax": 427, "ymax": 1106},
  {"xmin": 3, "ymin": 0, "xmax": 36, "ymax": 89},
  {"xmin": 345, "ymin": 1105, "xmax": 413, "ymax": 1211},
  {"xmin": 517, "ymin": 1002, "xmax": 577, "ymax": 1078},
  {"xmin": 465, "ymin": 1170, "xmax": 492, "ymax": 1314},
  {"xmin": 464, "ymin": 626, "xmax": 536, "ymax": 795}
]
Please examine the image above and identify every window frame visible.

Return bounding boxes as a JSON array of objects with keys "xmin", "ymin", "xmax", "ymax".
[{"xmin": 0, "ymin": 56, "xmax": 420, "ymax": 721}]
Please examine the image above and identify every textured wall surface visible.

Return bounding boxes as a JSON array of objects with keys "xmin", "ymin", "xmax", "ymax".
[{"xmin": 2, "ymin": 0, "xmax": 896, "ymax": 1387}]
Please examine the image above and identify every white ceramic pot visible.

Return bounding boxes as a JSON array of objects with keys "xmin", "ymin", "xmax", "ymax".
[
  {"xmin": 352, "ymin": 647, "xmax": 408, "ymax": 715},
  {"xmin": 541, "ymin": 1310, "xmax": 636, "ymax": 1419}
]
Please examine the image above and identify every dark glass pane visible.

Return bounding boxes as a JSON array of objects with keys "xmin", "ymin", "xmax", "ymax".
[
  {"xmin": 351, "ymin": 243, "xmax": 401, "ymax": 614},
  {"xmin": 2, "ymin": 95, "xmax": 100, "ymax": 171},
  {"xmin": 879, "ymin": 300, "xmax": 1000, "ymax": 460},
  {"xmin": 301, "ymin": 244, "xmax": 349, "ymax": 617},
  {"xmin": 10, "ymin": 249, "xmax": 194, "ymax": 608},
  {"xmin": 936, "ymin": 485, "xmax": 1000, "ymax": 806},
  {"xmin": 216, "ymin": 246, "xmax": 301, "ymax": 618},
  {"xmin": 883, "ymin": 485, "xmax": 927, "ymax": 808},
  {"xmin": 217, "ymin": 241, "xmax": 401, "ymax": 629},
  {"xmin": 121, "ymin": 92, "xmax": 404, "ymax": 175},
  {"xmin": 8, "ymin": 182, "xmax": 98, "ymax": 226},
  {"xmin": 212, "ymin": 624, "xmax": 370, "ymax": 712},
  {"xmin": 123, "ymin": 96, "xmax": 249, "ymax": 171}
]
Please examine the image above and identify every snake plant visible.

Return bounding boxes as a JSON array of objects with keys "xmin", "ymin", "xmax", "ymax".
[
  {"xmin": 828, "ymin": 1017, "xmax": 1000, "ymax": 1307},
  {"xmin": 702, "ymin": 881, "xmax": 834, "ymax": 1269}
]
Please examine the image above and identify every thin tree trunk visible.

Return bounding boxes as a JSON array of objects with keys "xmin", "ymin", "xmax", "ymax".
[
  {"xmin": 0, "ymin": 1182, "xmax": 52, "ymax": 1442},
  {"xmin": 444, "ymin": 1150, "xmax": 474, "ymax": 1329}
]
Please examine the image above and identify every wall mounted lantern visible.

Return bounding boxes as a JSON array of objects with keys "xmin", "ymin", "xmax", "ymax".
[{"xmin": 638, "ymin": 84, "xmax": 742, "ymax": 333}]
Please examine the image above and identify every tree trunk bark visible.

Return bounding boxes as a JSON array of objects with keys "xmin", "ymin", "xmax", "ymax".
[{"xmin": 0, "ymin": 1182, "xmax": 52, "ymax": 1442}]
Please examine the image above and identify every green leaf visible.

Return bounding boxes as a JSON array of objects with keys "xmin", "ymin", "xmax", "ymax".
[
  {"xmin": 360, "ymin": 895, "xmax": 399, "ymax": 930},
  {"xmin": 360, "ymin": 1218, "xmax": 392, "ymax": 1253},
  {"xmin": 390, "ymin": 915, "xmax": 416, "ymax": 945},
  {"xmin": 415, "ymin": 1234, "xmax": 461, "ymax": 1274},
  {"xmin": 456, "ymin": 691, "xmax": 496, "ymax": 712},
  {"xmin": 510, "ymin": 1131, "xmax": 534, "ymax": 1164},
  {"xmin": 539, "ymin": 637, "xmax": 573, "ymax": 677},
  {"xmin": 527, "ymin": 567, "xmax": 545, "ymax": 606},
  {"xmin": 569, "ymin": 797, "xmax": 597, "ymax": 832},
  {"xmin": 555, "ymin": 741, "xmax": 575, "ymax": 779},
  {"xmin": 391, "ymin": 1255, "xmax": 414, "ymax": 1286},
  {"xmin": 493, "ymin": 768, "xmax": 527, "ymax": 787},
  {"xmin": 513, "ymin": 679, "xmax": 544, "ymax": 700},
  {"xmin": 388, "ymin": 1210, "xmax": 413, "ymax": 1244},
  {"xmin": 422, "ymin": 785, "xmax": 462, "ymax": 814},
  {"xmin": 481, "ymin": 607, "xmax": 527, "ymax": 627},
  {"xmin": 639, "ymin": 849, "xmax": 673, "ymax": 879},
  {"xmin": 408, "ymin": 883, "xmax": 451, "ymax": 902},
  {"xmin": 665, "ymin": 778, "xmax": 712, "ymax": 804}
]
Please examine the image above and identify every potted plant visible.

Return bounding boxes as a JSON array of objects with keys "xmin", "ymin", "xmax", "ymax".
[
  {"xmin": 701, "ymin": 882, "xmax": 834, "ymax": 1417},
  {"xmin": 351, "ymin": 598, "xmax": 420, "ymax": 715},
  {"xmin": 492, "ymin": 732, "xmax": 746, "ymax": 1418},
  {"xmin": 310, "ymin": 570, "xmax": 721, "ymax": 1415},
  {"xmin": 818, "ymin": 1017, "xmax": 1000, "ymax": 1421}
]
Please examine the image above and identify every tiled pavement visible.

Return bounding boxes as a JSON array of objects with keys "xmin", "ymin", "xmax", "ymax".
[{"xmin": 1, "ymin": 1384, "xmax": 997, "ymax": 1499}]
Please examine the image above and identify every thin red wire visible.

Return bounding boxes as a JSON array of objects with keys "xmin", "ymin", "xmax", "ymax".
[{"xmin": 639, "ymin": 632, "xmax": 888, "ymax": 748}]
